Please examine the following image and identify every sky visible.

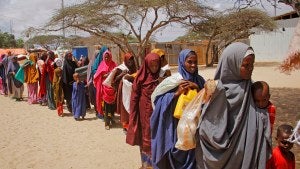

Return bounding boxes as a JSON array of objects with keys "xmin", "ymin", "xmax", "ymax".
[{"xmin": 0, "ymin": 0, "xmax": 294, "ymax": 42}]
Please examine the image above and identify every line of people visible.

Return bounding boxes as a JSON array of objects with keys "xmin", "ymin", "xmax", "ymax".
[{"xmin": 0, "ymin": 43, "xmax": 297, "ymax": 169}]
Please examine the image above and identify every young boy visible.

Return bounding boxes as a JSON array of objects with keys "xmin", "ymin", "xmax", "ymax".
[
  {"xmin": 266, "ymin": 124, "xmax": 295, "ymax": 169},
  {"xmin": 251, "ymin": 81, "xmax": 276, "ymax": 134},
  {"xmin": 72, "ymin": 73, "xmax": 86, "ymax": 121}
]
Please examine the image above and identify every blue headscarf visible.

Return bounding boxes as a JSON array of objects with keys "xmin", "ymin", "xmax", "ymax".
[
  {"xmin": 91, "ymin": 46, "xmax": 108, "ymax": 76},
  {"xmin": 178, "ymin": 49, "xmax": 205, "ymax": 88}
]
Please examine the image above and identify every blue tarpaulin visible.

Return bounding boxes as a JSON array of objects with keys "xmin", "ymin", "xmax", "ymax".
[{"xmin": 72, "ymin": 46, "xmax": 88, "ymax": 60}]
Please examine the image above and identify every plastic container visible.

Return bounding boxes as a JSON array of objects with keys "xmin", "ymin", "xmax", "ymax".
[{"xmin": 174, "ymin": 89, "xmax": 197, "ymax": 119}]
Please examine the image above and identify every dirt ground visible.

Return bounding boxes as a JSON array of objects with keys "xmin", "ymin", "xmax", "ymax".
[{"xmin": 0, "ymin": 63, "xmax": 299, "ymax": 169}]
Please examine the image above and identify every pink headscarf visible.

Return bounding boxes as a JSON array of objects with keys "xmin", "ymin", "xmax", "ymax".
[{"xmin": 93, "ymin": 50, "xmax": 117, "ymax": 115}]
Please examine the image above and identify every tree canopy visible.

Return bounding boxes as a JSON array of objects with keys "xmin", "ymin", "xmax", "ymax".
[
  {"xmin": 0, "ymin": 31, "xmax": 24, "ymax": 48},
  {"xmin": 45, "ymin": 0, "xmax": 210, "ymax": 65},
  {"xmin": 188, "ymin": 8, "xmax": 276, "ymax": 66}
]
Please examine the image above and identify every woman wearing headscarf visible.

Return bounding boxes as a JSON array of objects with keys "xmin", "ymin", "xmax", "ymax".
[
  {"xmin": 113, "ymin": 53, "xmax": 137, "ymax": 133},
  {"xmin": 0, "ymin": 54, "xmax": 8, "ymax": 95},
  {"xmin": 126, "ymin": 53, "xmax": 161, "ymax": 168},
  {"xmin": 62, "ymin": 52, "xmax": 78, "ymax": 113},
  {"xmin": 150, "ymin": 49, "xmax": 205, "ymax": 169},
  {"xmin": 45, "ymin": 51, "xmax": 56, "ymax": 110},
  {"xmin": 37, "ymin": 53, "xmax": 47, "ymax": 106},
  {"xmin": 53, "ymin": 58, "xmax": 64, "ymax": 117},
  {"xmin": 195, "ymin": 42, "xmax": 272, "ymax": 169},
  {"xmin": 7, "ymin": 55, "xmax": 24, "ymax": 101},
  {"xmin": 93, "ymin": 50, "xmax": 117, "ymax": 128},
  {"xmin": 151, "ymin": 48, "xmax": 171, "ymax": 79},
  {"xmin": 24, "ymin": 53, "xmax": 39, "ymax": 104},
  {"xmin": 88, "ymin": 46, "xmax": 108, "ymax": 117}
]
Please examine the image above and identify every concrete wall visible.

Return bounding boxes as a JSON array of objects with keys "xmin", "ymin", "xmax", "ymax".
[{"xmin": 250, "ymin": 18, "xmax": 299, "ymax": 62}]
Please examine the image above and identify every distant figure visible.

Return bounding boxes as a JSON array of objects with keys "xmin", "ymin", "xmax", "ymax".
[
  {"xmin": 72, "ymin": 73, "xmax": 86, "ymax": 121},
  {"xmin": 113, "ymin": 53, "xmax": 137, "ymax": 133},
  {"xmin": 45, "ymin": 51, "xmax": 56, "ymax": 110},
  {"xmin": 53, "ymin": 58, "xmax": 64, "ymax": 117},
  {"xmin": 0, "ymin": 54, "xmax": 8, "ymax": 95},
  {"xmin": 266, "ymin": 124, "xmax": 295, "ymax": 169},
  {"xmin": 37, "ymin": 53, "xmax": 47, "ymax": 106},
  {"xmin": 24, "ymin": 53, "xmax": 39, "ymax": 104},
  {"xmin": 62, "ymin": 52, "xmax": 78, "ymax": 113},
  {"xmin": 251, "ymin": 81, "xmax": 276, "ymax": 134},
  {"xmin": 7, "ymin": 56, "xmax": 24, "ymax": 101}
]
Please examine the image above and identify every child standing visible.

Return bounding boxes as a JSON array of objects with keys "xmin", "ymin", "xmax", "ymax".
[
  {"xmin": 266, "ymin": 124, "xmax": 295, "ymax": 169},
  {"xmin": 251, "ymin": 81, "xmax": 276, "ymax": 134},
  {"xmin": 72, "ymin": 73, "xmax": 86, "ymax": 121},
  {"xmin": 52, "ymin": 58, "xmax": 64, "ymax": 117}
]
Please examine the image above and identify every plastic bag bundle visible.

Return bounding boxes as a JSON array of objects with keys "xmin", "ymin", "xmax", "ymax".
[{"xmin": 175, "ymin": 80, "xmax": 216, "ymax": 150}]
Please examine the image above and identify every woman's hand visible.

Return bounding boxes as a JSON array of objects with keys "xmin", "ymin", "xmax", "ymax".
[
  {"xmin": 103, "ymin": 73, "xmax": 109, "ymax": 78},
  {"xmin": 174, "ymin": 80, "xmax": 199, "ymax": 97}
]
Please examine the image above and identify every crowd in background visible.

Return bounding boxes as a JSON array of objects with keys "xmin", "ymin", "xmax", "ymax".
[{"xmin": 0, "ymin": 43, "xmax": 298, "ymax": 169}]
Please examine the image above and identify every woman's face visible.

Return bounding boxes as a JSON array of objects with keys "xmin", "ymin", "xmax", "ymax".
[
  {"xmin": 184, "ymin": 54, "xmax": 197, "ymax": 74},
  {"xmin": 104, "ymin": 53, "xmax": 110, "ymax": 61},
  {"xmin": 127, "ymin": 57, "xmax": 135, "ymax": 68},
  {"xmin": 148, "ymin": 60, "xmax": 160, "ymax": 74},
  {"xmin": 240, "ymin": 54, "xmax": 254, "ymax": 80}
]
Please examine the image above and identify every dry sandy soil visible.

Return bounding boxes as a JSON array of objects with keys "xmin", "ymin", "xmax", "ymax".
[{"xmin": 0, "ymin": 63, "xmax": 299, "ymax": 169}]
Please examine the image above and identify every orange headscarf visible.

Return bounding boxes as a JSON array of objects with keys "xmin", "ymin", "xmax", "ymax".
[{"xmin": 24, "ymin": 53, "xmax": 39, "ymax": 84}]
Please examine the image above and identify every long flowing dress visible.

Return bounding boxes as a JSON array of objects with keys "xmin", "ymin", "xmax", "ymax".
[
  {"xmin": 115, "ymin": 53, "xmax": 137, "ymax": 131},
  {"xmin": 0, "ymin": 55, "xmax": 7, "ymax": 95},
  {"xmin": 53, "ymin": 67, "xmax": 64, "ymax": 116},
  {"xmin": 93, "ymin": 50, "xmax": 116, "ymax": 116},
  {"xmin": 150, "ymin": 49, "xmax": 205, "ymax": 169},
  {"xmin": 7, "ymin": 57, "xmax": 24, "ymax": 99},
  {"xmin": 45, "ymin": 55, "xmax": 56, "ymax": 110},
  {"xmin": 72, "ymin": 81, "xmax": 86, "ymax": 119},
  {"xmin": 126, "ymin": 53, "xmax": 161, "ymax": 167},
  {"xmin": 37, "ymin": 58, "xmax": 47, "ymax": 105},
  {"xmin": 195, "ymin": 42, "xmax": 272, "ymax": 169},
  {"xmin": 62, "ymin": 54, "xmax": 78, "ymax": 113},
  {"xmin": 24, "ymin": 53, "xmax": 39, "ymax": 104}
]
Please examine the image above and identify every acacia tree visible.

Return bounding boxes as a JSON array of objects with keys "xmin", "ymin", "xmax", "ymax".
[
  {"xmin": 26, "ymin": 35, "xmax": 66, "ymax": 50},
  {"xmin": 191, "ymin": 8, "xmax": 276, "ymax": 66},
  {"xmin": 45, "ymin": 0, "xmax": 209, "ymax": 66}
]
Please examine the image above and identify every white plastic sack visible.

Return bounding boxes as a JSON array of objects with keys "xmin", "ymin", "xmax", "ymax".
[
  {"xmin": 175, "ymin": 80, "xmax": 216, "ymax": 150},
  {"xmin": 122, "ymin": 78, "xmax": 133, "ymax": 113},
  {"xmin": 103, "ymin": 63, "xmax": 128, "ymax": 87},
  {"xmin": 151, "ymin": 73, "xmax": 183, "ymax": 108}
]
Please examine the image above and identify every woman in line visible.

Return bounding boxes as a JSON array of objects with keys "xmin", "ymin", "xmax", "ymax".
[
  {"xmin": 150, "ymin": 49, "xmax": 205, "ymax": 169},
  {"xmin": 37, "ymin": 53, "xmax": 47, "ymax": 106},
  {"xmin": 91, "ymin": 46, "xmax": 108, "ymax": 118},
  {"xmin": 45, "ymin": 51, "xmax": 56, "ymax": 110},
  {"xmin": 7, "ymin": 56, "xmax": 24, "ymax": 101},
  {"xmin": 126, "ymin": 53, "xmax": 161, "ymax": 168},
  {"xmin": 0, "ymin": 54, "xmax": 8, "ymax": 95},
  {"xmin": 24, "ymin": 53, "xmax": 39, "ymax": 104},
  {"xmin": 52, "ymin": 58, "xmax": 64, "ymax": 117},
  {"xmin": 93, "ymin": 50, "xmax": 117, "ymax": 129},
  {"xmin": 195, "ymin": 42, "xmax": 272, "ymax": 169},
  {"xmin": 114, "ymin": 53, "xmax": 137, "ymax": 133},
  {"xmin": 62, "ymin": 52, "xmax": 78, "ymax": 113},
  {"xmin": 151, "ymin": 48, "xmax": 171, "ymax": 80}
]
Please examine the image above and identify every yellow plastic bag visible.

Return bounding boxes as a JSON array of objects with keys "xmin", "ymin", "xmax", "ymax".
[{"xmin": 173, "ymin": 89, "xmax": 197, "ymax": 119}]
